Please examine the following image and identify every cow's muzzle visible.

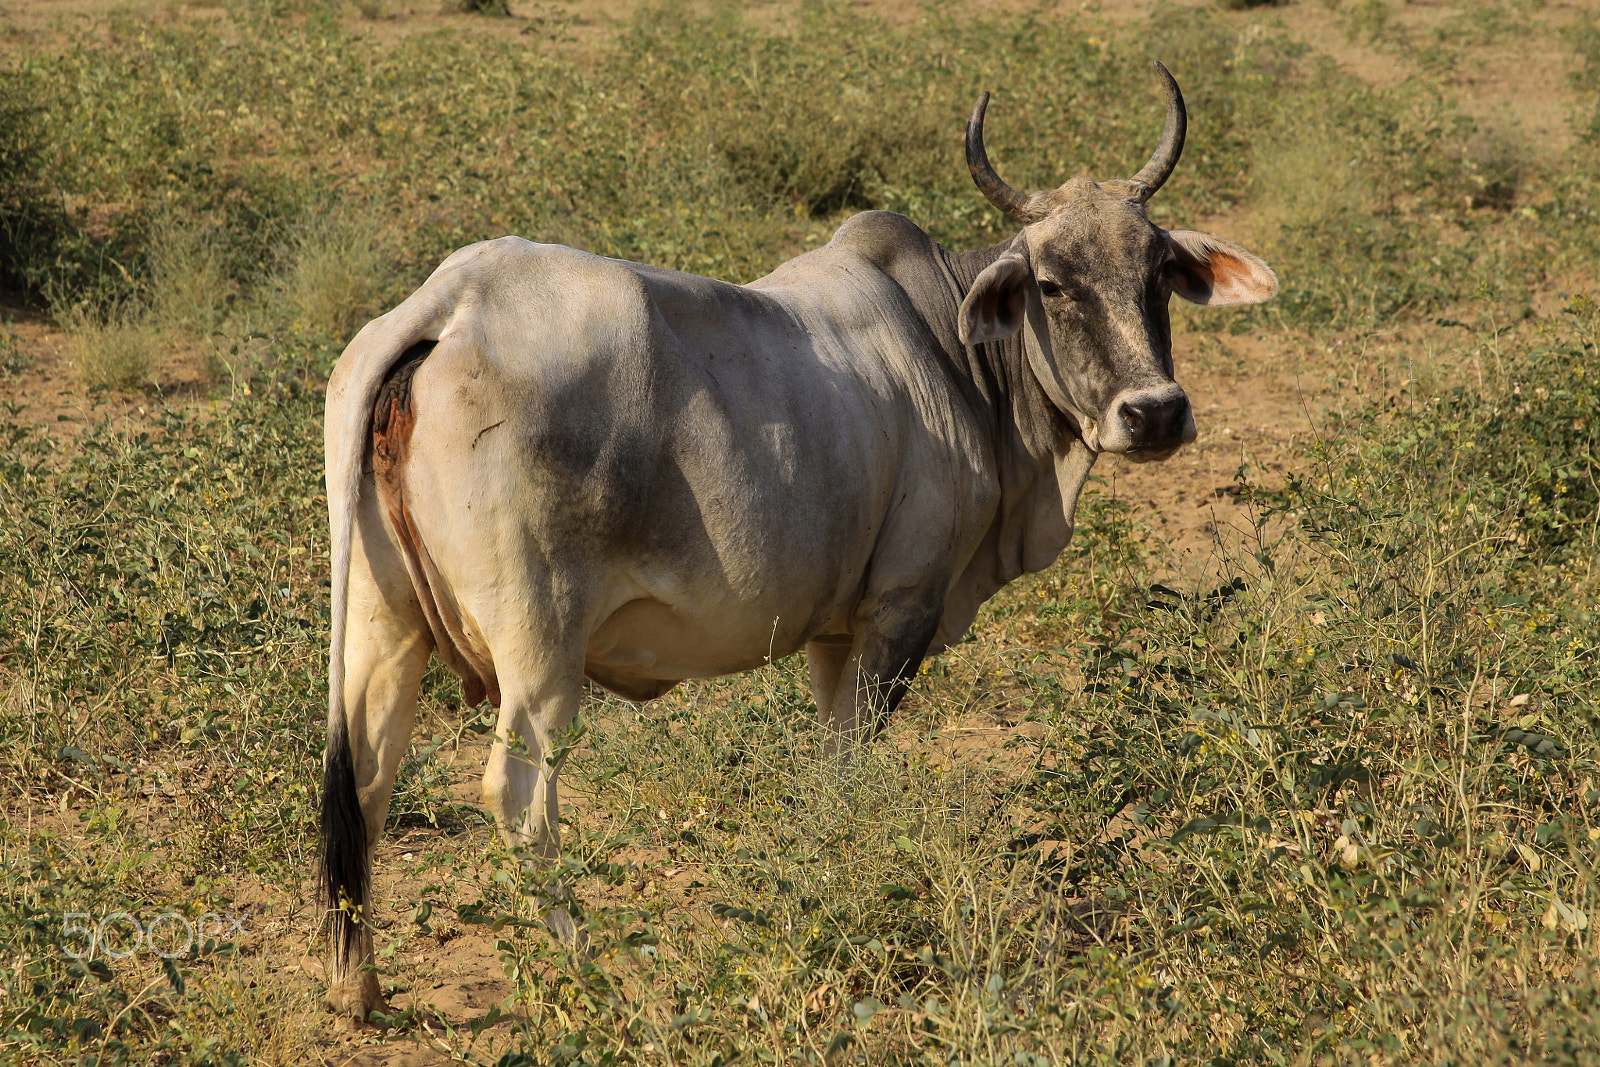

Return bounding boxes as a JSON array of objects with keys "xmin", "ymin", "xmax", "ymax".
[{"xmin": 1097, "ymin": 384, "xmax": 1196, "ymax": 456}]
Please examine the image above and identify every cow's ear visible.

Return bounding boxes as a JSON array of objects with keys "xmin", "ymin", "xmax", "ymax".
[
  {"xmin": 1165, "ymin": 230, "xmax": 1277, "ymax": 306},
  {"xmin": 959, "ymin": 251, "xmax": 1033, "ymax": 345}
]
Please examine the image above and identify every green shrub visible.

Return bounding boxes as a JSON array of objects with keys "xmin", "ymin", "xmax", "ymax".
[
  {"xmin": 451, "ymin": 0, "xmax": 512, "ymax": 14},
  {"xmin": 0, "ymin": 65, "xmax": 54, "ymax": 299}
]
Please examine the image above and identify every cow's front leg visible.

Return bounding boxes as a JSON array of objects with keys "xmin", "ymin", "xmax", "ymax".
[
  {"xmin": 805, "ymin": 635, "xmax": 853, "ymax": 741},
  {"xmin": 818, "ymin": 591, "xmax": 943, "ymax": 757},
  {"xmin": 482, "ymin": 666, "xmax": 586, "ymax": 945}
]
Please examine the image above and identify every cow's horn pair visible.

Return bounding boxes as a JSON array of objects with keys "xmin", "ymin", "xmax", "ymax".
[{"xmin": 966, "ymin": 60, "xmax": 1187, "ymax": 222}]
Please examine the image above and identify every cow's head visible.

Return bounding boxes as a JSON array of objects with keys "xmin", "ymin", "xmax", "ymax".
[{"xmin": 957, "ymin": 63, "xmax": 1276, "ymax": 459}]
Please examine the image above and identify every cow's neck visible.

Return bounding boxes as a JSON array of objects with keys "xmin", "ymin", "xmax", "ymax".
[
  {"xmin": 917, "ymin": 235, "xmax": 1097, "ymax": 643},
  {"xmin": 935, "ymin": 239, "xmax": 1076, "ymax": 467}
]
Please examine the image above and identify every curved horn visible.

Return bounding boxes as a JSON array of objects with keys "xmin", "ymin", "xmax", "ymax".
[
  {"xmin": 1126, "ymin": 61, "xmax": 1187, "ymax": 203},
  {"xmin": 966, "ymin": 91, "xmax": 1043, "ymax": 224}
]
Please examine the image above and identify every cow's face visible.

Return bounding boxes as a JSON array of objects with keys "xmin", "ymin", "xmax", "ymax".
[
  {"xmin": 954, "ymin": 66, "xmax": 1276, "ymax": 459},
  {"xmin": 958, "ymin": 180, "xmax": 1276, "ymax": 458}
]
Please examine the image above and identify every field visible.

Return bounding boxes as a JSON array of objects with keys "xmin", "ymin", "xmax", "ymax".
[{"xmin": 2, "ymin": 0, "xmax": 1599, "ymax": 1062}]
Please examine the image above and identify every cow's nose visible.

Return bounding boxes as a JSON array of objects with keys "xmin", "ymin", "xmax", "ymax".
[{"xmin": 1116, "ymin": 388, "xmax": 1194, "ymax": 451}]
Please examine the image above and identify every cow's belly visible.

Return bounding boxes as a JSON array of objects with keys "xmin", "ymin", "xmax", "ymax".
[{"xmin": 583, "ymin": 582, "xmax": 853, "ymax": 691}]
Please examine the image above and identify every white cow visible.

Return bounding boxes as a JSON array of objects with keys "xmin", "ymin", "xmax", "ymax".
[{"xmin": 320, "ymin": 63, "xmax": 1276, "ymax": 1019}]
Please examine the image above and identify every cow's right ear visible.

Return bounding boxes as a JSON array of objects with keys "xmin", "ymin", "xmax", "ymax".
[{"xmin": 959, "ymin": 252, "xmax": 1033, "ymax": 345}]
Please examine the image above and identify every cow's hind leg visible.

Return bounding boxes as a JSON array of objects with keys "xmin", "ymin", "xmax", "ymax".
[
  {"xmin": 322, "ymin": 500, "xmax": 432, "ymax": 1022},
  {"xmin": 480, "ymin": 630, "xmax": 587, "ymax": 943}
]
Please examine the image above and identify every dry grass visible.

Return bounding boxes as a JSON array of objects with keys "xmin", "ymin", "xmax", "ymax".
[
  {"xmin": 65, "ymin": 307, "xmax": 162, "ymax": 391},
  {"xmin": 274, "ymin": 208, "xmax": 391, "ymax": 343},
  {"xmin": 144, "ymin": 214, "xmax": 237, "ymax": 339}
]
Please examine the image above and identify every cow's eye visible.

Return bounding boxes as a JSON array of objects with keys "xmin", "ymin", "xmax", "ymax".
[{"xmin": 1037, "ymin": 279, "xmax": 1064, "ymax": 299}]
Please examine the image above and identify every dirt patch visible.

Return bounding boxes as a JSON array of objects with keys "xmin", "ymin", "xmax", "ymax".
[
  {"xmin": 1098, "ymin": 325, "xmax": 1321, "ymax": 584},
  {"xmin": 0, "ymin": 295, "xmax": 227, "ymax": 441}
]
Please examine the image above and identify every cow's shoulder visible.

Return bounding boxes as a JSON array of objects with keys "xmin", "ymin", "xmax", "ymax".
[
  {"xmin": 824, "ymin": 212, "xmax": 965, "ymax": 332},
  {"xmin": 826, "ymin": 211, "xmax": 940, "ymax": 275}
]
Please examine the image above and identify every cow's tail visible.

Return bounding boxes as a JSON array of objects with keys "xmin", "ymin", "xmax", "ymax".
[
  {"xmin": 319, "ymin": 282, "xmax": 453, "ymax": 967},
  {"xmin": 320, "ymin": 710, "xmax": 368, "ymax": 968}
]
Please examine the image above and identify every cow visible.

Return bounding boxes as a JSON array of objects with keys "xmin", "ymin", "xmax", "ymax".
[{"xmin": 319, "ymin": 62, "xmax": 1276, "ymax": 1020}]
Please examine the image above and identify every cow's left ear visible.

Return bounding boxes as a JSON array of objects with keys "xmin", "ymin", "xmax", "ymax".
[
  {"xmin": 959, "ymin": 251, "xmax": 1033, "ymax": 345},
  {"xmin": 1165, "ymin": 230, "xmax": 1278, "ymax": 306}
]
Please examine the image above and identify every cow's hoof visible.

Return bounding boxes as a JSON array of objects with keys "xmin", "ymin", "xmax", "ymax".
[
  {"xmin": 326, "ymin": 969, "xmax": 386, "ymax": 1024},
  {"xmin": 541, "ymin": 903, "xmax": 597, "ymax": 960}
]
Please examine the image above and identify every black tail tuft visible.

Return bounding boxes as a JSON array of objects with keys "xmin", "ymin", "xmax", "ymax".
[{"xmin": 319, "ymin": 718, "xmax": 369, "ymax": 962}]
